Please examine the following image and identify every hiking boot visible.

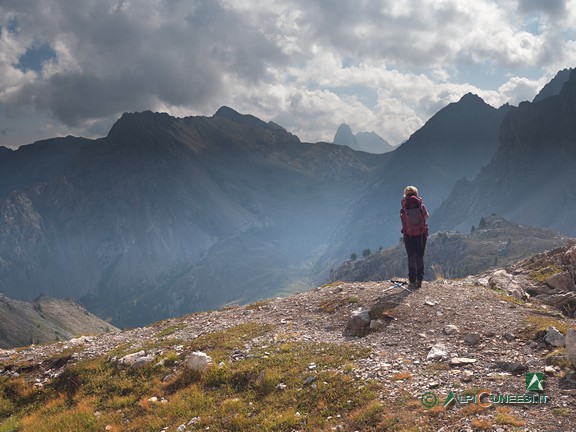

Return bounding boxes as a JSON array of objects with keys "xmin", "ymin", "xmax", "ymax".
[
  {"xmin": 408, "ymin": 281, "xmax": 417, "ymax": 289},
  {"xmin": 416, "ymin": 280, "xmax": 423, "ymax": 288}
]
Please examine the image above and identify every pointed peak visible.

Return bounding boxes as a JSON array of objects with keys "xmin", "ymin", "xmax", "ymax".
[{"xmin": 336, "ymin": 123, "xmax": 353, "ymax": 133}]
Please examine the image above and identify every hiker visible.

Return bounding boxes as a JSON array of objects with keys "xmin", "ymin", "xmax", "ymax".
[{"xmin": 400, "ymin": 186, "xmax": 429, "ymax": 288}]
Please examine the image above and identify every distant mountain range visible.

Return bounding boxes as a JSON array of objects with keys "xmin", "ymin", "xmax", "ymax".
[
  {"xmin": 0, "ymin": 107, "xmax": 389, "ymax": 327},
  {"xmin": 329, "ymin": 215, "xmax": 571, "ymax": 283},
  {"xmin": 0, "ymin": 67, "xmax": 574, "ymax": 329},
  {"xmin": 332, "ymin": 124, "xmax": 395, "ymax": 154}
]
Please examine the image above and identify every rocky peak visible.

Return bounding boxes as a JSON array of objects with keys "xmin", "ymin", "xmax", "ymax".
[{"xmin": 533, "ymin": 68, "xmax": 574, "ymax": 103}]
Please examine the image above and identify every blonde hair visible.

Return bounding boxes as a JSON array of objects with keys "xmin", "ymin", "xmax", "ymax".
[{"xmin": 404, "ymin": 185, "xmax": 418, "ymax": 197}]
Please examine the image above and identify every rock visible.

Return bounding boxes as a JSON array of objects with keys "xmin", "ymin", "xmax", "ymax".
[
  {"xmin": 177, "ymin": 424, "xmax": 186, "ymax": 432},
  {"xmin": 426, "ymin": 343, "xmax": 449, "ymax": 361},
  {"xmin": 565, "ymin": 329, "xmax": 576, "ymax": 369},
  {"xmin": 118, "ymin": 350, "xmax": 146, "ymax": 367},
  {"xmin": 344, "ymin": 308, "xmax": 371, "ymax": 337},
  {"xmin": 492, "ymin": 361, "xmax": 527, "ymax": 375},
  {"xmin": 276, "ymin": 383, "xmax": 287, "ymax": 391},
  {"xmin": 461, "ymin": 370, "xmax": 474, "ymax": 382},
  {"xmin": 443, "ymin": 325, "xmax": 459, "ymax": 335},
  {"xmin": 488, "ymin": 270, "xmax": 527, "ymax": 300},
  {"xmin": 544, "ymin": 326, "xmax": 565, "ymax": 347},
  {"xmin": 184, "ymin": 351, "xmax": 213, "ymax": 371},
  {"xmin": 369, "ymin": 320, "xmax": 386, "ymax": 331},
  {"xmin": 564, "ymin": 245, "xmax": 576, "ymax": 265},
  {"xmin": 545, "ymin": 366, "xmax": 556, "ymax": 375},
  {"xmin": 131, "ymin": 355, "xmax": 154, "ymax": 369},
  {"xmin": 544, "ymin": 271, "xmax": 576, "ymax": 292},
  {"xmin": 449, "ymin": 357, "xmax": 477, "ymax": 366},
  {"xmin": 503, "ymin": 332, "xmax": 516, "ymax": 342},
  {"xmin": 559, "ymin": 371, "xmax": 576, "ymax": 390},
  {"xmin": 463, "ymin": 333, "xmax": 482, "ymax": 345}
]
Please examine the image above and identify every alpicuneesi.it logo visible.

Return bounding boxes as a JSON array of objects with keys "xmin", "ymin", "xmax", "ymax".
[{"xmin": 421, "ymin": 372, "xmax": 549, "ymax": 409}]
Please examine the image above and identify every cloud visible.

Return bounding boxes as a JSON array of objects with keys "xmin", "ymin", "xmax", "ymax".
[
  {"xmin": 517, "ymin": 0, "xmax": 568, "ymax": 19},
  {"xmin": 1, "ymin": 0, "xmax": 286, "ymax": 127},
  {"xmin": 0, "ymin": 0, "xmax": 575, "ymax": 147}
]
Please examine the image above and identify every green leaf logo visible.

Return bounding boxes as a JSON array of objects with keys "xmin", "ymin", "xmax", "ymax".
[{"xmin": 526, "ymin": 372, "xmax": 545, "ymax": 392}]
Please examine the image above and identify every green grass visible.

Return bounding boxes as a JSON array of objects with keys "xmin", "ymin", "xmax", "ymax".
[{"xmin": 0, "ymin": 322, "xmax": 387, "ymax": 432}]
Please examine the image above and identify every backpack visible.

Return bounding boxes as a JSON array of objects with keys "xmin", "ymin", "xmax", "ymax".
[{"xmin": 401, "ymin": 196, "xmax": 427, "ymax": 237}]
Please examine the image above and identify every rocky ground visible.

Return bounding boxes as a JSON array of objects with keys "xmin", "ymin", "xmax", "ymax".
[{"xmin": 2, "ymin": 246, "xmax": 576, "ymax": 431}]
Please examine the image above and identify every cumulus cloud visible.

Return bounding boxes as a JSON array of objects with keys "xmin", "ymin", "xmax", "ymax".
[{"xmin": 0, "ymin": 0, "xmax": 575, "ymax": 147}]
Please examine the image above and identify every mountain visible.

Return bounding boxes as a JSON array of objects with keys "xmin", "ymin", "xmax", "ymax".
[
  {"xmin": 433, "ymin": 69, "xmax": 576, "ymax": 235},
  {"xmin": 0, "ymin": 293, "xmax": 117, "ymax": 348},
  {"xmin": 2, "ymin": 245, "xmax": 576, "ymax": 430},
  {"xmin": 333, "ymin": 124, "xmax": 395, "ymax": 154},
  {"xmin": 319, "ymin": 93, "xmax": 511, "ymax": 269},
  {"xmin": 0, "ymin": 136, "xmax": 92, "ymax": 199},
  {"xmin": 533, "ymin": 68, "xmax": 573, "ymax": 103},
  {"xmin": 0, "ymin": 108, "xmax": 389, "ymax": 328},
  {"xmin": 329, "ymin": 214, "xmax": 571, "ymax": 283}
]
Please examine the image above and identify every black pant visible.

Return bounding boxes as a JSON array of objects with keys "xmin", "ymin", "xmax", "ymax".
[{"xmin": 404, "ymin": 234, "xmax": 427, "ymax": 283}]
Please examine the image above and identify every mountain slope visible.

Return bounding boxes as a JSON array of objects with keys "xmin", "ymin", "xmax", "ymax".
[
  {"xmin": 329, "ymin": 215, "xmax": 571, "ymax": 283},
  {"xmin": 0, "ymin": 108, "xmax": 389, "ymax": 327},
  {"xmin": 0, "ymin": 294, "xmax": 117, "ymax": 348},
  {"xmin": 433, "ymin": 69, "xmax": 576, "ymax": 235},
  {"xmin": 1, "ymin": 246, "xmax": 575, "ymax": 430}
]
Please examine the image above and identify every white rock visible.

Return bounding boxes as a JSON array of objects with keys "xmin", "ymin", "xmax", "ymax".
[
  {"xmin": 427, "ymin": 343, "xmax": 449, "ymax": 361},
  {"xmin": 449, "ymin": 357, "xmax": 477, "ymax": 366},
  {"xmin": 118, "ymin": 350, "xmax": 146, "ymax": 367},
  {"xmin": 184, "ymin": 351, "xmax": 213, "ymax": 371}
]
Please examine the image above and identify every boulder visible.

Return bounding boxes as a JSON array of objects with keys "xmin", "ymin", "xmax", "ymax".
[
  {"xmin": 426, "ymin": 343, "xmax": 449, "ymax": 361},
  {"xmin": 344, "ymin": 308, "xmax": 371, "ymax": 337},
  {"xmin": 544, "ymin": 272, "xmax": 576, "ymax": 292},
  {"xmin": 544, "ymin": 326, "xmax": 566, "ymax": 348},
  {"xmin": 118, "ymin": 350, "xmax": 146, "ymax": 367},
  {"xmin": 184, "ymin": 351, "xmax": 213, "ymax": 371},
  {"xmin": 559, "ymin": 371, "xmax": 576, "ymax": 390},
  {"xmin": 488, "ymin": 270, "xmax": 528, "ymax": 300},
  {"xmin": 131, "ymin": 355, "xmax": 155, "ymax": 369}
]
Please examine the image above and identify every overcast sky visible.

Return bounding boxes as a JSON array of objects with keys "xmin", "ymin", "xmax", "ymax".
[{"xmin": 1, "ymin": 0, "xmax": 575, "ymax": 148}]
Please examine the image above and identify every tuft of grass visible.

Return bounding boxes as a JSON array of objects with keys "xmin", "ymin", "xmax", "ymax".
[
  {"xmin": 520, "ymin": 315, "xmax": 569, "ymax": 340},
  {"xmin": 471, "ymin": 418, "xmax": 493, "ymax": 430},
  {"xmin": 494, "ymin": 406, "xmax": 525, "ymax": 427},
  {"xmin": 552, "ymin": 407, "xmax": 572, "ymax": 417},
  {"xmin": 530, "ymin": 265, "xmax": 563, "ymax": 283},
  {"xmin": 391, "ymin": 372, "xmax": 413, "ymax": 381}
]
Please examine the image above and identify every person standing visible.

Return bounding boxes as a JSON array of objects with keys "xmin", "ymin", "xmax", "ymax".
[{"xmin": 400, "ymin": 186, "xmax": 429, "ymax": 288}]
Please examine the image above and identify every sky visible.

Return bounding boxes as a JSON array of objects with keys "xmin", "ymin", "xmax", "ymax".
[{"xmin": 0, "ymin": 0, "xmax": 575, "ymax": 148}]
